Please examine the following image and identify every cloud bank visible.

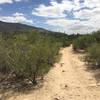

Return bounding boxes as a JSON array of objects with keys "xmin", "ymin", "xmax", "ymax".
[
  {"xmin": 0, "ymin": 0, "xmax": 27, "ymax": 4},
  {"xmin": 32, "ymin": 0, "xmax": 100, "ymax": 34},
  {"xmin": 0, "ymin": 12, "xmax": 33, "ymax": 24}
]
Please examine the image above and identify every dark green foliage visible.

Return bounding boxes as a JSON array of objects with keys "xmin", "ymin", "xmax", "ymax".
[
  {"xmin": 73, "ymin": 35, "xmax": 96, "ymax": 51},
  {"xmin": 73, "ymin": 30, "xmax": 100, "ymax": 51},
  {"xmin": 0, "ymin": 31, "xmax": 67, "ymax": 84},
  {"xmin": 0, "ymin": 35, "xmax": 10, "ymax": 74},
  {"xmin": 92, "ymin": 30, "xmax": 100, "ymax": 43},
  {"xmin": 7, "ymin": 34, "xmax": 61, "ymax": 83},
  {"xmin": 85, "ymin": 43, "xmax": 100, "ymax": 67},
  {"xmin": 72, "ymin": 30, "xmax": 100, "ymax": 69}
]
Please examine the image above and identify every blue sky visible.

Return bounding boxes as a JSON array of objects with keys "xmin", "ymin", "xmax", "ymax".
[{"xmin": 0, "ymin": 0, "xmax": 100, "ymax": 34}]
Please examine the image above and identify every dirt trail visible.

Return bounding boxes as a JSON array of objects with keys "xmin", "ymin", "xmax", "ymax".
[{"xmin": 8, "ymin": 46, "xmax": 100, "ymax": 100}]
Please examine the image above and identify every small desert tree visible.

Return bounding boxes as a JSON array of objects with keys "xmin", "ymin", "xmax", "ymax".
[
  {"xmin": 85, "ymin": 43, "xmax": 100, "ymax": 67},
  {"xmin": 73, "ymin": 35, "xmax": 96, "ymax": 51},
  {"xmin": 7, "ymin": 34, "xmax": 61, "ymax": 84}
]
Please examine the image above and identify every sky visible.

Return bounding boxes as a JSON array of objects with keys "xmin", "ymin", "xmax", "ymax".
[{"xmin": 0, "ymin": 0, "xmax": 100, "ymax": 34}]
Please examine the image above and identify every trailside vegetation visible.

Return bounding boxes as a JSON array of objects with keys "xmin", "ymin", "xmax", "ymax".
[
  {"xmin": 0, "ymin": 31, "xmax": 72, "ymax": 85},
  {"xmin": 73, "ymin": 30, "xmax": 100, "ymax": 68},
  {"xmin": 85, "ymin": 43, "xmax": 100, "ymax": 67}
]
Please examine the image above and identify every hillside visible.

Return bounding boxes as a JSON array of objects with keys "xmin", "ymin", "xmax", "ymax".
[
  {"xmin": 0, "ymin": 21, "xmax": 69, "ymax": 38},
  {"xmin": 0, "ymin": 21, "xmax": 47, "ymax": 33}
]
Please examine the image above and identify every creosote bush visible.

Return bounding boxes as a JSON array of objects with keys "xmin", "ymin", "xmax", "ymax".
[
  {"xmin": 72, "ymin": 30, "xmax": 100, "ymax": 69},
  {"xmin": 73, "ymin": 35, "xmax": 96, "ymax": 51},
  {"xmin": 7, "ymin": 38, "xmax": 61, "ymax": 84},
  {"xmin": 0, "ymin": 35, "xmax": 10, "ymax": 74},
  {"xmin": 85, "ymin": 43, "xmax": 100, "ymax": 67},
  {"xmin": 0, "ymin": 31, "xmax": 63, "ymax": 84}
]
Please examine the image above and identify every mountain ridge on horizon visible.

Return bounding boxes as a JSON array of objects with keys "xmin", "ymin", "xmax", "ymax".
[{"xmin": 0, "ymin": 21, "xmax": 49, "ymax": 33}]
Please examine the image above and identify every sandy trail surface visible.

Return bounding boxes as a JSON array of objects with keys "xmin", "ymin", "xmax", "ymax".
[{"xmin": 5, "ymin": 46, "xmax": 100, "ymax": 100}]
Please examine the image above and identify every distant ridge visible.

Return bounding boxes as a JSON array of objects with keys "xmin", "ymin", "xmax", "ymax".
[
  {"xmin": 0, "ymin": 21, "xmax": 48, "ymax": 33},
  {"xmin": 0, "ymin": 21, "xmax": 72, "ymax": 39}
]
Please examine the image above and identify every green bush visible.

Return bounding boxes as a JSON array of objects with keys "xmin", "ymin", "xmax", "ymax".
[
  {"xmin": 92, "ymin": 31, "xmax": 100, "ymax": 43},
  {"xmin": 0, "ymin": 35, "xmax": 9, "ymax": 74},
  {"xmin": 0, "ymin": 30, "xmax": 71, "ymax": 84},
  {"xmin": 6, "ymin": 32, "xmax": 61, "ymax": 84},
  {"xmin": 85, "ymin": 43, "xmax": 100, "ymax": 67},
  {"xmin": 73, "ymin": 35, "xmax": 96, "ymax": 51}
]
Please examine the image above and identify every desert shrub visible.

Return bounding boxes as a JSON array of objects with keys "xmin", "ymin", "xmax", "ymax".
[
  {"xmin": 0, "ymin": 30, "xmax": 71, "ymax": 85},
  {"xmin": 85, "ymin": 43, "xmax": 100, "ymax": 67},
  {"xmin": 6, "ymin": 33, "xmax": 61, "ymax": 84},
  {"xmin": 73, "ymin": 35, "xmax": 96, "ymax": 51},
  {"xmin": 92, "ymin": 31, "xmax": 100, "ymax": 43},
  {"xmin": 0, "ymin": 35, "xmax": 10, "ymax": 74}
]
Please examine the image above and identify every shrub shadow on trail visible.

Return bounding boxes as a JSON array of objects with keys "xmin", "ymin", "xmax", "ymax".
[
  {"xmin": 73, "ymin": 45, "xmax": 100, "ymax": 84},
  {"xmin": 0, "ymin": 76, "xmax": 44, "ymax": 100},
  {"xmin": 85, "ymin": 64, "xmax": 100, "ymax": 83}
]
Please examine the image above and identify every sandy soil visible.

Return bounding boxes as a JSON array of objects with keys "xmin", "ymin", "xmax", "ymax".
[{"xmin": 3, "ymin": 46, "xmax": 100, "ymax": 100}]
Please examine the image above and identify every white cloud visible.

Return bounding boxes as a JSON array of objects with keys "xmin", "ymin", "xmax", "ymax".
[
  {"xmin": 32, "ymin": 0, "xmax": 90, "ymax": 18},
  {"xmin": 32, "ymin": 0, "xmax": 75, "ymax": 18},
  {"xmin": 13, "ymin": 12, "xmax": 24, "ymax": 16},
  {"xmin": 73, "ymin": 2, "xmax": 100, "ymax": 34},
  {"xmin": 39, "ymin": 0, "xmax": 100, "ymax": 34},
  {"xmin": 0, "ymin": 0, "xmax": 13, "ymax": 4},
  {"xmin": 14, "ymin": 0, "xmax": 22, "ymax": 2},
  {"xmin": 14, "ymin": 0, "xmax": 28, "ymax": 2},
  {"xmin": 0, "ymin": 0, "xmax": 27, "ymax": 4},
  {"xmin": 0, "ymin": 12, "xmax": 33, "ymax": 24},
  {"xmin": 74, "ymin": 0, "xmax": 100, "ymax": 20},
  {"xmin": 32, "ymin": 0, "xmax": 100, "ymax": 19},
  {"xmin": 46, "ymin": 18, "xmax": 84, "ymax": 34},
  {"xmin": 46, "ymin": 16, "xmax": 100, "ymax": 34},
  {"xmin": 84, "ymin": 0, "xmax": 100, "ymax": 8},
  {"xmin": 74, "ymin": 9, "xmax": 92, "ymax": 19},
  {"xmin": 74, "ymin": 7, "xmax": 100, "ymax": 19},
  {"xmin": 46, "ymin": 18, "xmax": 78, "ymax": 27}
]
